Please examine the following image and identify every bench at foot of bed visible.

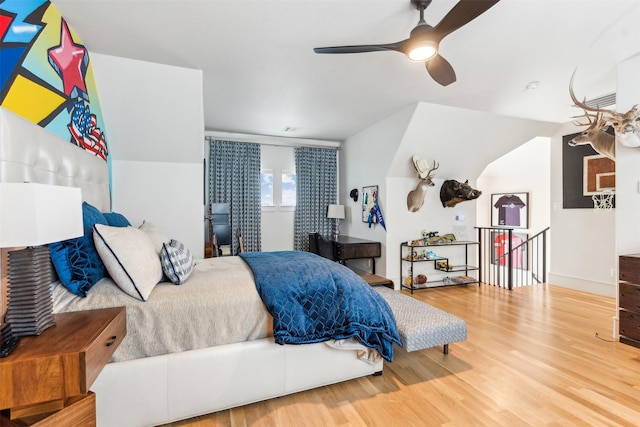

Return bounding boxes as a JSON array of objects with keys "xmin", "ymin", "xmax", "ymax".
[
  {"xmin": 374, "ymin": 286, "xmax": 467, "ymax": 353},
  {"xmin": 359, "ymin": 272, "xmax": 394, "ymax": 289}
]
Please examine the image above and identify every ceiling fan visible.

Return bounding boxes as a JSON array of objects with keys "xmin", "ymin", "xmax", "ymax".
[{"xmin": 313, "ymin": 0, "xmax": 500, "ymax": 86}]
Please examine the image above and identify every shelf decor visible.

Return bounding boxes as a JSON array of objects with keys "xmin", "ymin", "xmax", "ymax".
[{"xmin": 400, "ymin": 240, "xmax": 479, "ymax": 294}]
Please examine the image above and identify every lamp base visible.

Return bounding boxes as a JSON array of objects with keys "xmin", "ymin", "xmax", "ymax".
[
  {"xmin": 0, "ymin": 323, "xmax": 20, "ymax": 357},
  {"xmin": 333, "ymin": 218, "xmax": 341, "ymax": 241},
  {"xmin": 5, "ymin": 246, "xmax": 55, "ymax": 337}
]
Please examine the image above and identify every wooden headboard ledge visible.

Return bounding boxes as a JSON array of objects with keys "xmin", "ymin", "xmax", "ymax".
[{"xmin": 0, "ymin": 107, "xmax": 110, "ymax": 211}]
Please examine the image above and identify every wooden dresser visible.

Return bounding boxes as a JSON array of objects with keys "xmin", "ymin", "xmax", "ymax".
[
  {"xmin": 618, "ymin": 254, "xmax": 640, "ymax": 348},
  {"xmin": 0, "ymin": 307, "xmax": 126, "ymax": 426}
]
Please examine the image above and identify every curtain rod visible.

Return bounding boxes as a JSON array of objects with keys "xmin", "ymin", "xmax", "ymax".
[{"xmin": 205, "ymin": 130, "xmax": 340, "ymax": 149}]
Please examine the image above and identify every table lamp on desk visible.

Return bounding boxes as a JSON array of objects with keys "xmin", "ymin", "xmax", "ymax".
[
  {"xmin": 327, "ymin": 204, "xmax": 345, "ymax": 240},
  {"xmin": 0, "ymin": 183, "xmax": 83, "ymax": 357}
]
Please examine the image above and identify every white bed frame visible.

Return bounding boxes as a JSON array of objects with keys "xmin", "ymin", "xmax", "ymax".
[{"xmin": 0, "ymin": 107, "xmax": 383, "ymax": 426}]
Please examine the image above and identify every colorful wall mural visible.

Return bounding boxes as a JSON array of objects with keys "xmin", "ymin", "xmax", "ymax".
[{"xmin": 0, "ymin": 0, "xmax": 108, "ymax": 161}]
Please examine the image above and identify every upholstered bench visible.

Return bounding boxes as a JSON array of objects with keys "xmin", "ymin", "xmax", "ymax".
[
  {"xmin": 359, "ymin": 273, "xmax": 394, "ymax": 289},
  {"xmin": 374, "ymin": 286, "xmax": 467, "ymax": 353}
]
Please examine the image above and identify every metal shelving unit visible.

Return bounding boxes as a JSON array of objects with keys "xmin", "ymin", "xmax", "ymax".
[{"xmin": 400, "ymin": 240, "xmax": 479, "ymax": 293}]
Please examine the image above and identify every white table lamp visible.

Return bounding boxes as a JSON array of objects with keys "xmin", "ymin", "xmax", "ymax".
[
  {"xmin": 0, "ymin": 183, "xmax": 83, "ymax": 355},
  {"xmin": 327, "ymin": 204, "xmax": 345, "ymax": 239}
]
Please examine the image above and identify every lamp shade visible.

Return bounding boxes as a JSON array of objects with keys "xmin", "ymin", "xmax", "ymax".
[
  {"xmin": 0, "ymin": 183, "xmax": 83, "ymax": 247},
  {"xmin": 327, "ymin": 204, "xmax": 345, "ymax": 220}
]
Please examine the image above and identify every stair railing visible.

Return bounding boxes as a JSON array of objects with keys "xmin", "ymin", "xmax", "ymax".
[{"xmin": 475, "ymin": 226, "xmax": 549, "ymax": 289}]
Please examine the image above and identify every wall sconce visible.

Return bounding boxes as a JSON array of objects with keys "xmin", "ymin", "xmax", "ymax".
[
  {"xmin": 326, "ymin": 204, "xmax": 345, "ymax": 240},
  {"xmin": 0, "ymin": 183, "xmax": 83, "ymax": 356}
]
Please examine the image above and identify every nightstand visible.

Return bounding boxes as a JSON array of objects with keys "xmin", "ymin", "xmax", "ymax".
[{"xmin": 0, "ymin": 307, "xmax": 126, "ymax": 426}]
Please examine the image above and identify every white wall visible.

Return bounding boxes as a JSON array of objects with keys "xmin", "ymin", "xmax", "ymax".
[
  {"xmin": 477, "ymin": 137, "xmax": 551, "ymax": 232},
  {"xmin": 476, "ymin": 57, "xmax": 640, "ymax": 300},
  {"xmin": 388, "ymin": 175, "xmax": 480, "ymax": 288},
  {"xmin": 341, "ymin": 101, "xmax": 557, "ymax": 287},
  {"xmin": 90, "ymin": 54, "xmax": 205, "ymax": 257},
  {"xmin": 261, "ymin": 145, "xmax": 295, "ymax": 251},
  {"xmin": 549, "ymin": 122, "xmax": 616, "ymax": 296},
  {"xmin": 548, "ymin": 52, "xmax": 640, "ymax": 298},
  {"xmin": 615, "ymin": 55, "xmax": 640, "ymax": 257},
  {"xmin": 340, "ymin": 105, "xmax": 415, "ymax": 277},
  {"xmin": 387, "ymin": 103, "xmax": 558, "ymax": 181}
]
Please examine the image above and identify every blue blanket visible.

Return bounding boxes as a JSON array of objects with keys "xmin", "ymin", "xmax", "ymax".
[{"xmin": 240, "ymin": 251, "xmax": 401, "ymax": 361}]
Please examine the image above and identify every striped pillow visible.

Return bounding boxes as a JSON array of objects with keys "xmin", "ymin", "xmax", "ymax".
[{"xmin": 160, "ymin": 240, "xmax": 195, "ymax": 285}]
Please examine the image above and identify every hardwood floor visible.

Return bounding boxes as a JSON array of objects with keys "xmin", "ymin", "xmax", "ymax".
[{"xmin": 164, "ymin": 284, "xmax": 640, "ymax": 426}]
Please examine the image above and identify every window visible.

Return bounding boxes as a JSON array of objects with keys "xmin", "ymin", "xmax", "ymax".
[
  {"xmin": 281, "ymin": 170, "xmax": 296, "ymax": 207},
  {"xmin": 260, "ymin": 146, "xmax": 296, "ymax": 210},
  {"xmin": 261, "ymin": 169, "xmax": 273, "ymax": 206}
]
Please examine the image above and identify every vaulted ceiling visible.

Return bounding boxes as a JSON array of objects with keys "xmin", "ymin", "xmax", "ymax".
[{"xmin": 52, "ymin": 0, "xmax": 640, "ymax": 142}]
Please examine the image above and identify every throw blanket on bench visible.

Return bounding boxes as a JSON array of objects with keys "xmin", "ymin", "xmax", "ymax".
[{"xmin": 240, "ymin": 251, "xmax": 401, "ymax": 361}]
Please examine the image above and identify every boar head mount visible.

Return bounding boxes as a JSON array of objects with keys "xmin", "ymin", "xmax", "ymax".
[{"xmin": 440, "ymin": 179, "xmax": 481, "ymax": 208}]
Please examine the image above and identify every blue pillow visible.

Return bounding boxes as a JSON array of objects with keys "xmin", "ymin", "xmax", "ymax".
[
  {"xmin": 103, "ymin": 212, "xmax": 131, "ymax": 227},
  {"xmin": 50, "ymin": 202, "xmax": 108, "ymax": 297}
]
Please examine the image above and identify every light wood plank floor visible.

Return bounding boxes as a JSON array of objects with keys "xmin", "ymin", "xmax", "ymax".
[{"xmin": 163, "ymin": 284, "xmax": 640, "ymax": 426}]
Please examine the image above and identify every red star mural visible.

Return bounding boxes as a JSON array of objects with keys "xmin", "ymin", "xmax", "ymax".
[{"xmin": 47, "ymin": 19, "xmax": 88, "ymax": 101}]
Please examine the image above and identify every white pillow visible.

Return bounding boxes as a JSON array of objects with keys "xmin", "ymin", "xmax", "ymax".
[
  {"xmin": 93, "ymin": 224, "xmax": 163, "ymax": 301},
  {"xmin": 139, "ymin": 220, "xmax": 171, "ymax": 255},
  {"xmin": 160, "ymin": 240, "xmax": 195, "ymax": 285}
]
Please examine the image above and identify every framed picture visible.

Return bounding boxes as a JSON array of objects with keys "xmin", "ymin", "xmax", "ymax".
[
  {"xmin": 491, "ymin": 192, "xmax": 529, "ymax": 228},
  {"xmin": 562, "ymin": 130, "xmax": 615, "ymax": 209},
  {"xmin": 490, "ymin": 230, "xmax": 528, "ymax": 269},
  {"xmin": 361, "ymin": 185, "xmax": 378, "ymax": 223}
]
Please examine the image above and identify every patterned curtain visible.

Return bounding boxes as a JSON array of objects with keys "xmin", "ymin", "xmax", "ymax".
[
  {"xmin": 294, "ymin": 147, "xmax": 338, "ymax": 251},
  {"xmin": 208, "ymin": 139, "xmax": 261, "ymax": 253}
]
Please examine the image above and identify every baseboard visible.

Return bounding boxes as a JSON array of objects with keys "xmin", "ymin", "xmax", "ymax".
[{"xmin": 547, "ymin": 273, "xmax": 616, "ymax": 298}]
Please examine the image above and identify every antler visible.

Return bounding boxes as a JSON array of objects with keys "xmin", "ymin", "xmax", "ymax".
[
  {"xmin": 569, "ymin": 69, "xmax": 615, "ymax": 115},
  {"xmin": 426, "ymin": 160, "xmax": 439, "ymax": 178},
  {"xmin": 571, "ymin": 110, "xmax": 601, "ymax": 129}
]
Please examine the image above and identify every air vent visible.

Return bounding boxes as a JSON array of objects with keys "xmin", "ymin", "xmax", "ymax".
[{"xmin": 584, "ymin": 93, "xmax": 616, "ymax": 108}]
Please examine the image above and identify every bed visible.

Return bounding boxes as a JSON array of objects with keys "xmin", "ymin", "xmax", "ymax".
[{"xmin": 0, "ymin": 107, "xmax": 394, "ymax": 426}]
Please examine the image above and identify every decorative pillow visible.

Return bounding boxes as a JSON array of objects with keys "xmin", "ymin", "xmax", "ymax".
[
  {"xmin": 93, "ymin": 224, "xmax": 163, "ymax": 301},
  {"xmin": 49, "ymin": 202, "xmax": 107, "ymax": 297},
  {"xmin": 160, "ymin": 240, "xmax": 195, "ymax": 285},
  {"xmin": 103, "ymin": 212, "xmax": 131, "ymax": 227},
  {"xmin": 139, "ymin": 221, "xmax": 171, "ymax": 255}
]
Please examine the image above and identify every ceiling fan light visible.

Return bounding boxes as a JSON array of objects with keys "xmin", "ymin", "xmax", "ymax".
[{"xmin": 407, "ymin": 40, "xmax": 437, "ymax": 62}]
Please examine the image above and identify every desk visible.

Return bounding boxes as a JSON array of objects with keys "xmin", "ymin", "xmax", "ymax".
[{"xmin": 327, "ymin": 235, "xmax": 381, "ymax": 274}]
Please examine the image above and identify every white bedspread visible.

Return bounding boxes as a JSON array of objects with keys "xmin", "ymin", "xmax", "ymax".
[{"xmin": 52, "ymin": 256, "xmax": 272, "ymax": 362}]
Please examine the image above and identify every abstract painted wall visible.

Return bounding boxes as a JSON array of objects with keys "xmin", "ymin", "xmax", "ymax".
[{"xmin": 0, "ymin": 0, "xmax": 108, "ymax": 161}]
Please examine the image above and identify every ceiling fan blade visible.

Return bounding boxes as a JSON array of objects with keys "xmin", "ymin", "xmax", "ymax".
[
  {"xmin": 314, "ymin": 41, "xmax": 405, "ymax": 55},
  {"xmin": 426, "ymin": 55, "xmax": 456, "ymax": 86},
  {"xmin": 432, "ymin": 0, "xmax": 500, "ymax": 42}
]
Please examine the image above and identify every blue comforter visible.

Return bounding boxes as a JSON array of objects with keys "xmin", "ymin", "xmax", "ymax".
[{"xmin": 240, "ymin": 251, "xmax": 401, "ymax": 361}]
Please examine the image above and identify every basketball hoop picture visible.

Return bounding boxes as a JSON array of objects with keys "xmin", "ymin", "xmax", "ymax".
[
  {"xmin": 592, "ymin": 190, "xmax": 614, "ymax": 213},
  {"xmin": 562, "ymin": 131, "xmax": 616, "ymax": 209}
]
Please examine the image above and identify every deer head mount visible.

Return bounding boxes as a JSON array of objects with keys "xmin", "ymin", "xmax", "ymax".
[
  {"xmin": 570, "ymin": 70, "xmax": 640, "ymax": 149},
  {"xmin": 407, "ymin": 156, "xmax": 439, "ymax": 212},
  {"xmin": 568, "ymin": 110, "xmax": 615, "ymax": 160}
]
